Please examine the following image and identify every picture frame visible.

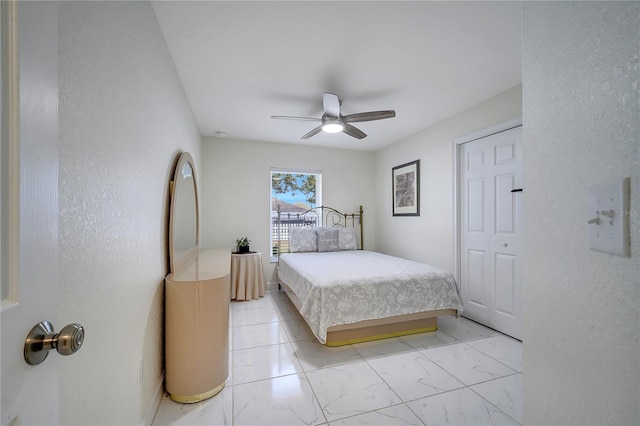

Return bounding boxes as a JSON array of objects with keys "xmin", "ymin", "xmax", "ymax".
[{"xmin": 392, "ymin": 159, "xmax": 420, "ymax": 216}]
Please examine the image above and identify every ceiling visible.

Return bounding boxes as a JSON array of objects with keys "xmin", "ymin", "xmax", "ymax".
[{"xmin": 152, "ymin": 1, "xmax": 522, "ymax": 151}]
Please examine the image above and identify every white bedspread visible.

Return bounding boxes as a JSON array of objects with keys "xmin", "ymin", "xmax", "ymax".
[{"xmin": 277, "ymin": 250, "xmax": 463, "ymax": 344}]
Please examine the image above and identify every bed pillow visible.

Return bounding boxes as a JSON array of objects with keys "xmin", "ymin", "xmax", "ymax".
[
  {"xmin": 316, "ymin": 227, "xmax": 340, "ymax": 252},
  {"xmin": 338, "ymin": 227, "xmax": 358, "ymax": 251},
  {"xmin": 288, "ymin": 227, "xmax": 317, "ymax": 252}
]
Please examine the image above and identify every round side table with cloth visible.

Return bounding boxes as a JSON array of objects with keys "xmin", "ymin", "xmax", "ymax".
[{"xmin": 230, "ymin": 251, "xmax": 266, "ymax": 300}]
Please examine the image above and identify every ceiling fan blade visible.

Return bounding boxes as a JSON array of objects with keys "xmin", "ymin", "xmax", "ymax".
[
  {"xmin": 323, "ymin": 92, "xmax": 341, "ymax": 118},
  {"xmin": 301, "ymin": 125, "xmax": 323, "ymax": 139},
  {"xmin": 271, "ymin": 115, "xmax": 322, "ymax": 122},
  {"xmin": 342, "ymin": 123, "xmax": 367, "ymax": 139},
  {"xmin": 342, "ymin": 110, "xmax": 396, "ymax": 123}
]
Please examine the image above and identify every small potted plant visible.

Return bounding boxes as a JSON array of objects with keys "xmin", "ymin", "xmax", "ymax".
[{"xmin": 235, "ymin": 237, "xmax": 251, "ymax": 253}]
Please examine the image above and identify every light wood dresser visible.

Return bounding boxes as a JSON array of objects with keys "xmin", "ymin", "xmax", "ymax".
[{"xmin": 165, "ymin": 248, "xmax": 230, "ymax": 403}]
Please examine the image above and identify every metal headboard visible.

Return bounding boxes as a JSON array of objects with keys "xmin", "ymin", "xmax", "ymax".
[{"xmin": 275, "ymin": 204, "xmax": 364, "ymax": 260}]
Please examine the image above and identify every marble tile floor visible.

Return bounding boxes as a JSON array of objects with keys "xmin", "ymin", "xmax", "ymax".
[{"xmin": 152, "ymin": 290, "xmax": 522, "ymax": 426}]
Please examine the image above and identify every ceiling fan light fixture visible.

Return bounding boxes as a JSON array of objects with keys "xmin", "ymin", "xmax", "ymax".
[
  {"xmin": 271, "ymin": 92, "xmax": 395, "ymax": 140},
  {"xmin": 322, "ymin": 122, "xmax": 344, "ymax": 133}
]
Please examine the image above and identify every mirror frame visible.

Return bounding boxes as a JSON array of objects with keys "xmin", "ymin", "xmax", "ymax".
[{"xmin": 168, "ymin": 152, "xmax": 199, "ymax": 273}]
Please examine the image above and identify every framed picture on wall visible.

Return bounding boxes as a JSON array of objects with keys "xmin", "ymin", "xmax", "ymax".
[{"xmin": 392, "ymin": 160, "xmax": 420, "ymax": 216}]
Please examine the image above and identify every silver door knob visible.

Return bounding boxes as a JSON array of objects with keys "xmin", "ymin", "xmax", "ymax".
[{"xmin": 24, "ymin": 321, "xmax": 85, "ymax": 365}]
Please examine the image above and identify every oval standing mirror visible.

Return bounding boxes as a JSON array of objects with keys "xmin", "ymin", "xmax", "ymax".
[{"xmin": 169, "ymin": 152, "xmax": 199, "ymax": 273}]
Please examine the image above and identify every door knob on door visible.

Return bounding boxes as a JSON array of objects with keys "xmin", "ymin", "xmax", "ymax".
[{"xmin": 24, "ymin": 321, "xmax": 85, "ymax": 365}]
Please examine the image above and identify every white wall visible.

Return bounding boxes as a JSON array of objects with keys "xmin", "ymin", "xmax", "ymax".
[
  {"xmin": 522, "ymin": 2, "xmax": 639, "ymax": 424},
  {"xmin": 58, "ymin": 2, "xmax": 201, "ymax": 424},
  {"xmin": 200, "ymin": 138, "xmax": 375, "ymax": 282},
  {"xmin": 374, "ymin": 85, "xmax": 522, "ymax": 271}
]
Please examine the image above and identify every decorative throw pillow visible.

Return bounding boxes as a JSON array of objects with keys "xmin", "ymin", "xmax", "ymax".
[
  {"xmin": 316, "ymin": 227, "xmax": 340, "ymax": 252},
  {"xmin": 288, "ymin": 227, "xmax": 317, "ymax": 252},
  {"xmin": 338, "ymin": 227, "xmax": 358, "ymax": 251}
]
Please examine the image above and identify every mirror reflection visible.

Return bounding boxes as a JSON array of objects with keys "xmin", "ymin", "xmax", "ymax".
[{"xmin": 169, "ymin": 152, "xmax": 199, "ymax": 272}]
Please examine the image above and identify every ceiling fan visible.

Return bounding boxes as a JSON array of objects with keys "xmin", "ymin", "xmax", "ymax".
[{"xmin": 271, "ymin": 92, "xmax": 396, "ymax": 140}]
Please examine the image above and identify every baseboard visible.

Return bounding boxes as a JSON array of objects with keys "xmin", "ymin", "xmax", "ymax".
[
  {"xmin": 142, "ymin": 374, "xmax": 165, "ymax": 426},
  {"xmin": 266, "ymin": 281, "xmax": 280, "ymax": 291}
]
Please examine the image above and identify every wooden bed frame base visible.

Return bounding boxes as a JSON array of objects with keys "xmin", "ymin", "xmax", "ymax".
[{"xmin": 278, "ymin": 282, "xmax": 457, "ymax": 346}]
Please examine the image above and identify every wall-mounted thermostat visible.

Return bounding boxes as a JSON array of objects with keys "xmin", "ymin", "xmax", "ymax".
[{"xmin": 588, "ymin": 177, "xmax": 630, "ymax": 257}]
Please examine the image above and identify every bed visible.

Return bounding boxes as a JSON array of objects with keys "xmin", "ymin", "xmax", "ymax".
[{"xmin": 276, "ymin": 205, "xmax": 462, "ymax": 346}]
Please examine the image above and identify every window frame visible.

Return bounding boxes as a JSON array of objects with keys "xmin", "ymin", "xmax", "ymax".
[{"xmin": 270, "ymin": 168, "xmax": 322, "ymax": 262}]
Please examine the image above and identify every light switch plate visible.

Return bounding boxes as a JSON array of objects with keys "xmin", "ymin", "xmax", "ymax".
[{"xmin": 588, "ymin": 177, "xmax": 630, "ymax": 257}]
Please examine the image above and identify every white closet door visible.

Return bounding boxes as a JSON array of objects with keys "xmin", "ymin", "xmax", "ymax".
[
  {"xmin": 1, "ymin": 2, "xmax": 60, "ymax": 423},
  {"xmin": 460, "ymin": 126, "xmax": 522, "ymax": 339}
]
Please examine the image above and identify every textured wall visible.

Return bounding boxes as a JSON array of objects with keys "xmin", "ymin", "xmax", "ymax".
[
  {"xmin": 200, "ymin": 138, "xmax": 375, "ymax": 283},
  {"xmin": 522, "ymin": 2, "xmax": 639, "ymax": 424},
  {"xmin": 58, "ymin": 2, "xmax": 201, "ymax": 424},
  {"xmin": 373, "ymin": 85, "xmax": 522, "ymax": 271}
]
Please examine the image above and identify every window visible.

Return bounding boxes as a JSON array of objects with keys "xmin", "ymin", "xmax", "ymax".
[{"xmin": 270, "ymin": 169, "xmax": 322, "ymax": 260}]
